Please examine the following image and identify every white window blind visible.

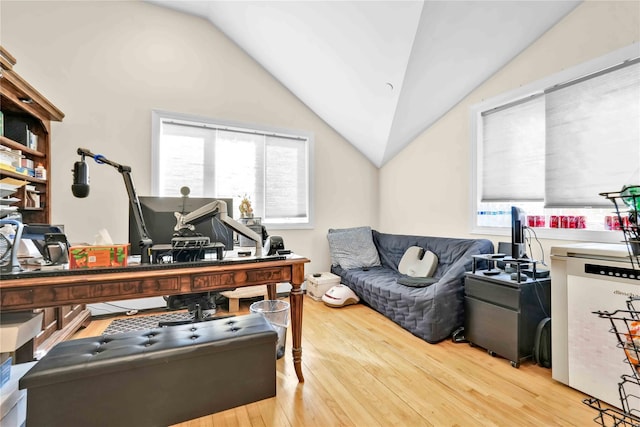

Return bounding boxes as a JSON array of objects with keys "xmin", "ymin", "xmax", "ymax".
[
  {"xmin": 480, "ymin": 58, "xmax": 640, "ymax": 207},
  {"xmin": 481, "ymin": 94, "xmax": 545, "ymax": 202},
  {"xmin": 545, "ymin": 59, "xmax": 640, "ymax": 207},
  {"xmin": 213, "ymin": 129, "xmax": 262, "ymax": 210},
  {"xmin": 153, "ymin": 112, "xmax": 312, "ymax": 227},
  {"xmin": 159, "ymin": 122, "xmax": 210, "ymax": 197},
  {"xmin": 265, "ymin": 136, "xmax": 308, "ymax": 222}
]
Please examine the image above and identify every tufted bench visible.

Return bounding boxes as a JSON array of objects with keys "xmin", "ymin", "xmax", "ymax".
[{"xmin": 19, "ymin": 314, "xmax": 277, "ymax": 427}]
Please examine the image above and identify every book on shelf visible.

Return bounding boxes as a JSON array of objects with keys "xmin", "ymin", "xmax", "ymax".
[
  {"xmin": 26, "ymin": 190, "xmax": 40, "ymax": 208},
  {"xmin": 0, "ymin": 145, "xmax": 24, "ymax": 168},
  {"xmin": 3, "ymin": 115, "xmax": 37, "ymax": 148},
  {"xmin": 28, "ymin": 132, "xmax": 38, "ymax": 150}
]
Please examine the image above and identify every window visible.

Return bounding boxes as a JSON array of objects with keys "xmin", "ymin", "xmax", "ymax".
[
  {"xmin": 471, "ymin": 44, "xmax": 640, "ymax": 240},
  {"xmin": 152, "ymin": 111, "xmax": 313, "ymax": 229}
]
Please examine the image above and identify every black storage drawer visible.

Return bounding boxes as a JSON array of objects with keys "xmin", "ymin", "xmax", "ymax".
[
  {"xmin": 465, "ymin": 296, "xmax": 519, "ymax": 362},
  {"xmin": 464, "ymin": 272, "xmax": 551, "ymax": 367},
  {"xmin": 465, "ymin": 275, "xmax": 520, "ymax": 310}
]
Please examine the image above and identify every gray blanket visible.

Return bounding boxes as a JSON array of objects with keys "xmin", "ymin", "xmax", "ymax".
[{"xmin": 331, "ymin": 230, "xmax": 493, "ymax": 343}]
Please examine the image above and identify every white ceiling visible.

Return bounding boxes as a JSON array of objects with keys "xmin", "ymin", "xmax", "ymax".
[{"xmin": 148, "ymin": 0, "xmax": 581, "ymax": 167}]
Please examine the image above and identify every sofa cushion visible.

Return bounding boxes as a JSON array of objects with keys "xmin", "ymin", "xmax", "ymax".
[
  {"xmin": 397, "ymin": 276, "xmax": 438, "ymax": 287},
  {"xmin": 398, "ymin": 246, "xmax": 438, "ymax": 277},
  {"xmin": 327, "ymin": 226, "xmax": 381, "ymax": 269}
]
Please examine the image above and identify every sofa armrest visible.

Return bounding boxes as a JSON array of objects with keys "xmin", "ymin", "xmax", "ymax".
[{"xmin": 436, "ymin": 239, "xmax": 494, "ymax": 287}]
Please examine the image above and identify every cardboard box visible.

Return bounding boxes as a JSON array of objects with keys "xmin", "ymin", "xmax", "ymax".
[
  {"xmin": 306, "ymin": 272, "xmax": 340, "ymax": 301},
  {"xmin": 69, "ymin": 244, "xmax": 129, "ymax": 269}
]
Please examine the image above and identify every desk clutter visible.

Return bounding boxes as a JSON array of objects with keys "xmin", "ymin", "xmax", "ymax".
[
  {"xmin": 471, "ymin": 253, "xmax": 549, "ymax": 283},
  {"xmin": 0, "ymin": 218, "xmax": 287, "ymax": 277}
]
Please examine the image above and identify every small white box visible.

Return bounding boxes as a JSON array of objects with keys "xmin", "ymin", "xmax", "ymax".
[{"xmin": 306, "ymin": 272, "xmax": 340, "ymax": 301}]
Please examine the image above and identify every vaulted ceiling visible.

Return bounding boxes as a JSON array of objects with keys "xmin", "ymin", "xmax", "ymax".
[{"xmin": 148, "ymin": 1, "xmax": 581, "ymax": 167}]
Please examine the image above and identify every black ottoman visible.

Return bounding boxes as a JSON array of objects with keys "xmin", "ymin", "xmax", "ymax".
[{"xmin": 19, "ymin": 314, "xmax": 277, "ymax": 427}]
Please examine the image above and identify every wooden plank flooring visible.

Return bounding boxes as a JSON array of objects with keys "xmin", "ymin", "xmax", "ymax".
[{"xmin": 73, "ymin": 297, "xmax": 597, "ymax": 426}]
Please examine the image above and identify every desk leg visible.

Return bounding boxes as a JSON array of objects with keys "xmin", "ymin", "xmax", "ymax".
[
  {"xmin": 290, "ymin": 263, "xmax": 305, "ymax": 382},
  {"xmin": 267, "ymin": 283, "xmax": 277, "ymax": 300}
]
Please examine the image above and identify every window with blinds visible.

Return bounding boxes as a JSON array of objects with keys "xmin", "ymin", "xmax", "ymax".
[
  {"xmin": 545, "ymin": 61, "xmax": 640, "ymax": 208},
  {"xmin": 481, "ymin": 94, "xmax": 545, "ymax": 202},
  {"xmin": 472, "ymin": 48, "xmax": 640, "ymax": 237},
  {"xmin": 152, "ymin": 111, "xmax": 313, "ymax": 228}
]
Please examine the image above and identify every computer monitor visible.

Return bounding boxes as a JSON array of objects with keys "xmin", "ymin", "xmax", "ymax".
[
  {"xmin": 511, "ymin": 206, "xmax": 527, "ymax": 259},
  {"xmin": 128, "ymin": 196, "xmax": 234, "ymax": 255}
]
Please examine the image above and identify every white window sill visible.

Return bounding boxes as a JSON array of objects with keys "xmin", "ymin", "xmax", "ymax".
[{"xmin": 471, "ymin": 226, "xmax": 625, "ymax": 244}]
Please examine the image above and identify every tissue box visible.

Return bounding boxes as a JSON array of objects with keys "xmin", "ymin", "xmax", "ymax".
[{"xmin": 69, "ymin": 244, "xmax": 129, "ymax": 269}]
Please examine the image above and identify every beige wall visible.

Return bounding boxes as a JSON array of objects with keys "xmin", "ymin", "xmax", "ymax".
[
  {"xmin": 1, "ymin": 0, "xmax": 379, "ymax": 273},
  {"xmin": 379, "ymin": 1, "xmax": 640, "ymax": 261}
]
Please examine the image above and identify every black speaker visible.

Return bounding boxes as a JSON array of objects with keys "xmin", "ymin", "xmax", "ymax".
[
  {"xmin": 266, "ymin": 236, "xmax": 284, "ymax": 255},
  {"xmin": 496, "ymin": 241, "xmax": 512, "ymax": 269},
  {"xmin": 533, "ymin": 317, "xmax": 552, "ymax": 368}
]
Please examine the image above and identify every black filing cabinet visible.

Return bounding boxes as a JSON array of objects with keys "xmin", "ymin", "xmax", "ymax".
[{"xmin": 464, "ymin": 271, "xmax": 551, "ymax": 367}]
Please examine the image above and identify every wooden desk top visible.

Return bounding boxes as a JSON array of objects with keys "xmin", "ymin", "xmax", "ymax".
[{"xmin": 0, "ymin": 255, "xmax": 309, "ymax": 312}]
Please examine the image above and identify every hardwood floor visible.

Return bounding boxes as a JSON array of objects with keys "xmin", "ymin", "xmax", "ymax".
[{"xmin": 74, "ymin": 297, "xmax": 597, "ymax": 426}]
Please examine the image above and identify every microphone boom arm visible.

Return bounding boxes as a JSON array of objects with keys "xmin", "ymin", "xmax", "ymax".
[{"xmin": 77, "ymin": 148, "xmax": 153, "ymax": 264}]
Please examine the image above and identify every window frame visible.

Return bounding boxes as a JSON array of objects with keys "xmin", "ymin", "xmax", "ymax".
[
  {"xmin": 151, "ymin": 109, "xmax": 315, "ymax": 230},
  {"xmin": 470, "ymin": 43, "xmax": 640, "ymax": 242}
]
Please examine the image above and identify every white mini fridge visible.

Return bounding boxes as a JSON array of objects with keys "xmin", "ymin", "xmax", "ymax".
[{"xmin": 551, "ymin": 243, "xmax": 640, "ymax": 411}]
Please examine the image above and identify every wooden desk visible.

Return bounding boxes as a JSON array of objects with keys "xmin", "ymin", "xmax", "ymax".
[{"xmin": 0, "ymin": 255, "xmax": 309, "ymax": 382}]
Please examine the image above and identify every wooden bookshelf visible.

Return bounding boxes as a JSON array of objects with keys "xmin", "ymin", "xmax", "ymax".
[
  {"xmin": 0, "ymin": 46, "xmax": 90, "ymax": 358},
  {"xmin": 0, "ymin": 46, "xmax": 63, "ymax": 224}
]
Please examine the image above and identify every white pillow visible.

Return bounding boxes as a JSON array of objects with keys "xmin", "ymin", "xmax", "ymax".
[
  {"xmin": 327, "ymin": 226, "xmax": 381, "ymax": 269},
  {"xmin": 398, "ymin": 246, "xmax": 438, "ymax": 277}
]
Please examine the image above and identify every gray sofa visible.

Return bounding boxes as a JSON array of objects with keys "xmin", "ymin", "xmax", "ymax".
[{"xmin": 330, "ymin": 230, "xmax": 494, "ymax": 343}]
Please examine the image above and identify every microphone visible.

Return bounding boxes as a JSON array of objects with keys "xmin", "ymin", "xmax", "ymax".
[
  {"xmin": 180, "ymin": 186, "xmax": 190, "ymax": 213},
  {"xmin": 72, "ymin": 159, "xmax": 90, "ymax": 198}
]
